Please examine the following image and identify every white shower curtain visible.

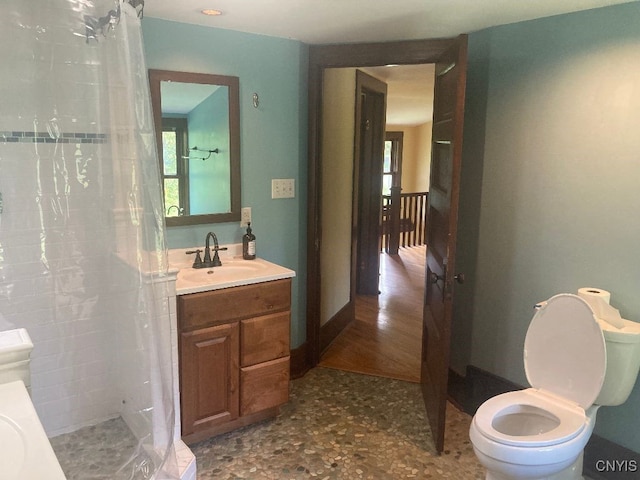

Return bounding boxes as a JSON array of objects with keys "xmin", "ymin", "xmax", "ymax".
[{"xmin": 0, "ymin": 1, "xmax": 178, "ymax": 478}]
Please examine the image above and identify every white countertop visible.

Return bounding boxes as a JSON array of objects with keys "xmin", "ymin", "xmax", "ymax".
[{"xmin": 170, "ymin": 245, "xmax": 295, "ymax": 295}]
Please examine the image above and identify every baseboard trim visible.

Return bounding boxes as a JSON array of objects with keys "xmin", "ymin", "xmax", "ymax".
[
  {"xmin": 460, "ymin": 364, "xmax": 640, "ymax": 479},
  {"xmin": 319, "ymin": 301, "xmax": 354, "ymax": 355},
  {"xmin": 290, "ymin": 342, "xmax": 311, "ymax": 379}
]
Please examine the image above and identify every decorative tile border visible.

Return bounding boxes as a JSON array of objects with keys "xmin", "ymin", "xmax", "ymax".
[{"xmin": 0, "ymin": 131, "xmax": 108, "ymax": 144}]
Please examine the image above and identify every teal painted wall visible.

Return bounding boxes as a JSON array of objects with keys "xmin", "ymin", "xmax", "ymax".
[
  {"xmin": 188, "ymin": 87, "xmax": 231, "ymax": 214},
  {"xmin": 457, "ymin": 2, "xmax": 640, "ymax": 452},
  {"xmin": 142, "ymin": 18, "xmax": 308, "ymax": 347}
]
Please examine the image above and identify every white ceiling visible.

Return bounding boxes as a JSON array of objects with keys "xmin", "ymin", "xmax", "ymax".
[
  {"xmin": 145, "ymin": 0, "xmax": 635, "ymax": 126},
  {"xmin": 145, "ymin": 0, "xmax": 634, "ymax": 45}
]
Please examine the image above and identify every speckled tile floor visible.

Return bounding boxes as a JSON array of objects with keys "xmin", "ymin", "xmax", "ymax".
[
  {"xmin": 51, "ymin": 367, "xmax": 485, "ymax": 479},
  {"xmin": 190, "ymin": 367, "xmax": 484, "ymax": 480},
  {"xmin": 51, "ymin": 416, "xmax": 154, "ymax": 479}
]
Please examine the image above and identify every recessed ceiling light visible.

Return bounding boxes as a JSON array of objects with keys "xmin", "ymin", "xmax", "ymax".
[{"xmin": 201, "ymin": 9, "xmax": 222, "ymax": 16}]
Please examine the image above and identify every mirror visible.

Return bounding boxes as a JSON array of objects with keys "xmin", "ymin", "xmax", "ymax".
[{"xmin": 149, "ymin": 69, "xmax": 241, "ymax": 226}]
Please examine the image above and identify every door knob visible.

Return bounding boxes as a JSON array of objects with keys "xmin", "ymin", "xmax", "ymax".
[{"xmin": 454, "ymin": 273, "xmax": 465, "ymax": 284}]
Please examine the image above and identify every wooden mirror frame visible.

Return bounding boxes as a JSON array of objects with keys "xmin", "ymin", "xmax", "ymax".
[{"xmin": 149, "ymin": 69, "xmax": 241, "ymax": 226}]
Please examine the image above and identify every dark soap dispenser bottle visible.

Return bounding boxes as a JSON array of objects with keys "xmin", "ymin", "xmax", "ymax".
[{"xmin": 243, "ymin": 222, "xmax": 256, "ymax": 260}]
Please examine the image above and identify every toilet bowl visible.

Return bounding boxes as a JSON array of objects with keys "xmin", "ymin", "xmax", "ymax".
[
  {"xmin": 470, "ymin": 293, "xmax": 640, "ymax": 480},
  {"xmin": 0, "ymin": 329, "xmax": 66, "ymax": 479},
  {"xmin": 469, "ymin": 391, "xmax": 598, "ymax": 479}
]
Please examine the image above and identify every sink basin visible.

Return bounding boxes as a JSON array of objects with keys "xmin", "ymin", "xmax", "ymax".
[
  {"xmin": 179, "ymin": 261, "xmax": 267, "ymax": 285},
  {"xmin": 175, "ymin": 257, "xmax": 294, "ymax": 294}
]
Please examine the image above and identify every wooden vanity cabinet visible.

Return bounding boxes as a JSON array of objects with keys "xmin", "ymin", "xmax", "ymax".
[{"xmin": 178, "ymin": 279, "xmax": 291, "ymax": 443}]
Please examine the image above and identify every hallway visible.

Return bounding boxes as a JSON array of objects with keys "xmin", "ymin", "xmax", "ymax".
[{"xmin": 319, "ymin": 246, "xmax": 425, "ymax": 383}]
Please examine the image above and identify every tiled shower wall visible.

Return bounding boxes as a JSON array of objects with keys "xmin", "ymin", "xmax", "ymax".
[
  {"xmin": 0, "ymin": 137, "xmax": 123, "ymax": 434},
  {"xmin": 0, "ymin": 1, "xmax": 173, "ymax": 439}
]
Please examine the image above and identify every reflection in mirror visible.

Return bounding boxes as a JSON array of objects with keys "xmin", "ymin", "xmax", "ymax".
[{"xmin": 149, "ymin": 70, "xmax": 241, "ymax": 226}]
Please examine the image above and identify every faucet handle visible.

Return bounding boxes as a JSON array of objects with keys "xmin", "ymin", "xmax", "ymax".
[
  {"xmin": 185, "ymin": 249, "xmax": 203, "ymax": 268},
  {"xmin": 211, "ymin": 248, "xmax": 226, "ymax": 267}
]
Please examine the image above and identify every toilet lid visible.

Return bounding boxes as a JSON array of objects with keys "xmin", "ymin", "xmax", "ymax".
[{"xmin": 524, "ymin": 294, "xmax": 606, "ymax": 409}]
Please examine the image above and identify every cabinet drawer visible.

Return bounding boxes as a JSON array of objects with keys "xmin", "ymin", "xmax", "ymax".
[
  {"xmin": 241, "ymin": 312, "xmax": 290, "ymax": 367},
  {"xmin": 178, "ymin": 279, "xmax": 291, "ymax": 331},
  {"xmin": 240, "ymin": 356, "xmax": 289, "ymax": 416}
]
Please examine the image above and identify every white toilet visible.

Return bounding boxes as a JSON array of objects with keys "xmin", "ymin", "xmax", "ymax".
[
  {"xmin": 0, "ymin": 328, "xmax": 66, "ymax": 479},
  {"xmin": 469, "ymin": 293, "xmax": 640, "ymax": 480}
]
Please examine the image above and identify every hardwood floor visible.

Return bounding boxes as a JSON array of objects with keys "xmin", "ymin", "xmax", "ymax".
[{"xmin": 319, "ymin": 245, "xmax": 425, "ymax": 383}]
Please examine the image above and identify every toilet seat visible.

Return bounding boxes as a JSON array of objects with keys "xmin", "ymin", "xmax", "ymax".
[
  {"xmin": 473, "ymin": 294, "xmax": 607, "ymax": 448},
  {"xmin": 524, "ymin": 294, "xmax": 606, "ymax": 410},
  {"xmin": 470, "ymin": 294, "xmax": 610, "ymax": 478},
  {"xmin": 473, "ymin": 388, "xmax": 586, "ymax": 447}
]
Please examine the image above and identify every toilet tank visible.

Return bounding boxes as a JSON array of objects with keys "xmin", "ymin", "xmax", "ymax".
[
  {"xmin": 0, "ymin": 328, "xmax": 34, "ymax": 388},
  {"xmin": 595, "ymin": 318, "xmax": 640, "ymax": 406}
]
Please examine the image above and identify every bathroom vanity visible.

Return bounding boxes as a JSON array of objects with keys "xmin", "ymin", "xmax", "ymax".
[{"xmin": 172, "ymin": 248, "xmax": 295, "ymax": 444}]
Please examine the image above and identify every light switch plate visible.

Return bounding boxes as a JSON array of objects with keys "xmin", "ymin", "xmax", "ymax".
[{"xmin": 271, "ymin": 179, "xmax": 295, "ymax": 199}]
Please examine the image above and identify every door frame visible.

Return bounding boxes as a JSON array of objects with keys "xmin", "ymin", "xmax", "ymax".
[{"xmin": 306, "ymin": 38, "xmax": 456, "ymax": 367}]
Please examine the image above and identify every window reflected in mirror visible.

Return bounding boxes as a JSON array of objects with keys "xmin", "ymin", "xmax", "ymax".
[{"xmin": 162, "ymin": 118, "xmax": 187, "ymax": 216}]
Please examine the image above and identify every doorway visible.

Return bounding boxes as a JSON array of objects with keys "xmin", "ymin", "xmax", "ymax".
[
  {"xmin": 318, "ymin": 63, "xmax": 435, "ymax": 382},
  {"xmin": 306, "ymin": 39, "xmax": 455, "ymax": 367},
  {"xmin": 306, "ymin": 37, "xmax": 468, "ymax": 453}
]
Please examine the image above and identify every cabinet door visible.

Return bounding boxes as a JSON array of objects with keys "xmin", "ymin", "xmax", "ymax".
[{"xmin": 180, "ymin": 322, "xmax": 239, "ymax": 437}]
